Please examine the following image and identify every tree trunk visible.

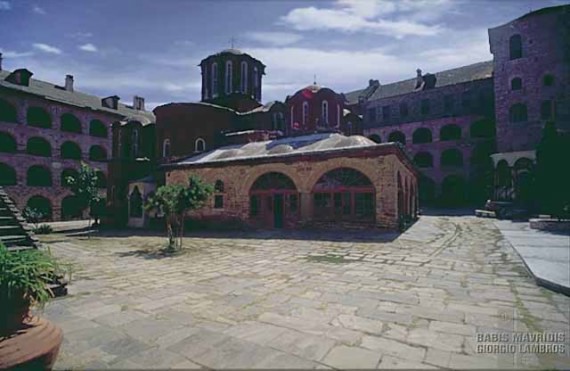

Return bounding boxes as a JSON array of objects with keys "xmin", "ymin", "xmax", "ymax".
[
  {"xmin": 179, "ymin": 214, "xmax": 185, "ymax": 249},
  {"xmin": 166, "ymin": 215, "xmax": 175, "ymax": 249}
]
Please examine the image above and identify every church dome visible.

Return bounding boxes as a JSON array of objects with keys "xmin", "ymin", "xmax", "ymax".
[
  {"xmin": 219, "ymin": 48, "xmax": 244, "ymax": 56},
  {"xmin": 303, "ymin": 84, "xmax": 322, "ymax": 93}
]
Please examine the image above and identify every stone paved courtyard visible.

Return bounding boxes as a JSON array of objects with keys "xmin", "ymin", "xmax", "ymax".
[{"xmin": 39, "ymin": 215, "xmax": 570, "ymax": 369}]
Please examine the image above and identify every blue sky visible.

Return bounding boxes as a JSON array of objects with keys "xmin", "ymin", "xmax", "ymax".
[{"xmin": 1, "ymin": 0, "xmax": 567, "ymax": 110}]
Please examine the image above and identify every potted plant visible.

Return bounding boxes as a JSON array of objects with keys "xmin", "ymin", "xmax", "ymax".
[{"xmin": 0, "ymin": 243, "xmax": 63, "ymax": 370}]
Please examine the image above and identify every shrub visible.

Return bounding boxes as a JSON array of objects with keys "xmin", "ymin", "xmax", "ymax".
[
  {"xmin": 33, "ymin": 224, "xmax": 53, "ymax": 234},
  {"xmin": 0, "ymin": 243, "xmax": 58, "ymax": 332}
]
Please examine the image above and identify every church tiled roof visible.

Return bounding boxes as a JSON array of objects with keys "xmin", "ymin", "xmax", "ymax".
[{"xmin": 344, "ymin": 60, "xmax": 494, "ymax": 104}]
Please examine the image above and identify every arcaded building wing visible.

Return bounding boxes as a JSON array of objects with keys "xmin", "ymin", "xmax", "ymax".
[{"xmin": 0, "ymin": 67, "xmax": 154, "ymax": 221}]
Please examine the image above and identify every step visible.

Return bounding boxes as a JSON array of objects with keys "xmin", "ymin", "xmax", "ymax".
[
  {"xmin": 0, "ymin": 235, "xmax": 29, "ymax": 244},
  {"xmin": 0, "ymin": 225, "xmax": 20, "ymax": 230}
]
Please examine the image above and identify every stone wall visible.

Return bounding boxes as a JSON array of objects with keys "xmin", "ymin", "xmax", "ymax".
[
  {"xmin": 489, "ymin": 5, "xmax": 570, "ymax": 153},
  {"xmin": 0, "ymin": 91, "xmax": 118, "ymax": 220},
  {"xmin": 166, "ymin": 152, "xmax": 417, "ymax": 230}
]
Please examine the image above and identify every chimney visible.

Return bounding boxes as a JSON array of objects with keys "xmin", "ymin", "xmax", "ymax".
[
  {"xmin": 133, "ymin": 95, "xmax": 145, "ymax": 111},
  {"xmin": 415, "ymin": 68, "xmax": 423, "ymax": 89},
  {"xmin": 65, "ymin": 74, "xmax": 74, "ymax": 92}
]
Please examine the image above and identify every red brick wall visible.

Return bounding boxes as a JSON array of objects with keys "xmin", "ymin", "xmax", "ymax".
[{"xmin": 0, "ymin": 91, "xmax": 119, "ymax": 220}]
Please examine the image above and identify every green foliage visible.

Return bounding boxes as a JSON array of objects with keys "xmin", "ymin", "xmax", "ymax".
[
  {"xmin": 145, "ymin": 175, "xmax": 214, "ymax": 249},
  {"xmin": 535, "ymin": 122, "xmax": 570, "ymax": 217},
  {"xmin": 33, "ymin": 224, "xmax": 53, "ymax": 235},
  {"xmin": 66, "ymin": 162, "xmax": 101, "ymax": 210},
  {"xmin": 0, "ymin": 243, "xmax": 57, "ymax": 310},
  {"xmin": 23, "ymin": 207, "xmax": 44, "ymax": 229}
]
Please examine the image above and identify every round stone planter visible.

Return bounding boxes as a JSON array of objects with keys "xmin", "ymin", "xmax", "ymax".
[{"xmin": 0, "ymin": 316, "xmax": 63, "ymax": 370}]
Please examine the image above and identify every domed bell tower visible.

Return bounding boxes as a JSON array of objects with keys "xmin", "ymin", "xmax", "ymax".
[{"xmin": 199, "ymin": 49, "xmax": 266, "ymax": 112}]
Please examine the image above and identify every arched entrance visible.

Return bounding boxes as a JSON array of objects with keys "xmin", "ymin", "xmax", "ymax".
[
  {"xmin": 312, "ymin": 168, "xmax": 375, "ymax": 224},
  {"xmin": 513, "ymin": 158, "xmax": 533, "ymax": 207},
  {"xmin": 61, "ymin": 195, "xmax": 83, "ymax": 220},
  {"xmin": 441, "ymin": 175, "xmax": 466, "ymax": 206},
  {"xmin": 249, "ymin": 172, "xmax": 298, "ymax": 228}
]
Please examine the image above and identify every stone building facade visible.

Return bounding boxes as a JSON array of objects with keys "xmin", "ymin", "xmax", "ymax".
[
  {"xmin": 0, "ymin": 65, "xmax": 153, "ymax": 221},
  {"xmin": 347, "ymin": 4, "xmax": 569, "ymax": 206},
  {"xmin": 162, "ymin": 134, "xmax": 418, "ymax": 231}
]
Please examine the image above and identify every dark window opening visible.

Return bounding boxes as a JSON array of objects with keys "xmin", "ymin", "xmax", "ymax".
[
  {"xmin": 382, "ymin": 106, "xmax": 391, "ymax": 121},
  {"xmin": 26, "ymin": 165, "xmax": 52, "ymax": 187},
  {"xmin": 543, "ymin": 74, "xmax": 554, "ymax": 87},
  {"xmin": 27, "ymin": 107, "xmax": 51, "ymax": 128},
  {"xmin": 399, "ymin": 102, "xmax": 409, "ymax": 118},
  {"xmin": 89, "ymin": 120, "xmax": 107, "ymax": 137},
  {"xmin": 444, "ymin": 95, "xmax": 454, "ymax": 113},
  {"xmin": 0, "ymin": 99, "xmax": 17, "ymax": 123},
  {"xmin": 511, "ymin": 78, "xmax": 522, "ymax": 91},
  {"xmin": 26, "ymin": 137, "xmax": 52, "ymax": 157},
  {"xmin": 509, "ymin": 34, "xmax": 522, "ymax": 60},
  {"xmin": 214, "ymin": 195, "xmax": 224, "ymax": 209},
  {"xmin": 60, "ymin": 113, "xmax": 82, "ymax": 133},
  {"xmin": 0, "ymin": 163, "xmax": 17, "ymax": 185},
  {"xmin": 89, "ymin": 145, "xmax": 107, "ymax": 161},
  {"xmin": 440, "ymin": 124, "xmax": 461, "ymax": 141},
  {"xmin": 412, "ymin": 128, "xmax": 432, "ymax": 144},
  {"xmin": 0, "ymin": 131, "xmax": 17, "ymax": 153},
  {"xmin": 129, "ymin": 186, "xmax": 143, "ymax": 218},
  {"xmin": 421, "ymin": 99, "xmax": 430, "ymax": 115},
  {"xmin": 414, "ymin": 152, "xmax": 433, "ymax": 168},
  {"xmin": 388, "ymin": 131, "xmax": 406, "ymax": 145},
  {"xmin": 540, "ymin": 100, "xmax": 552, "ymax": 120},
  {"xmin": 509, "ymin": 103, "xmax": 528, "ymax": 123},
  {"xmin": 61, "ymin": 141, "xmax": 82, "ymax": 160},
  {"xmin": 441, "ymin": 149, "xmax": 464, "ymax": 167}
]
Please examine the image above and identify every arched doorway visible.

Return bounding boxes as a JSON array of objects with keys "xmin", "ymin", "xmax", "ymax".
[
  {"xmin": 249, "ymin": 172, "xmax": 298, "ymax": 228},
  {"xmin": 26, "ymin": 195, "xmax": 52, "ymax": 220},
  {"xmin": 419, "ymin": 176, "xmax": 436, "ymax": 204},
  {"xmin": 513, "ymin": 158, "xmax": 533, "ymax": 206},
  {"xmin": 61, "ymin": 195, "xmax": 83, "ymax": 220},
  {"xmin": 441, "ymin": 175, "xmax": 466, "ymax": 206},
  {"xmin": 312, "ymin": 168, "xmax": 375, "ymax": 224}
]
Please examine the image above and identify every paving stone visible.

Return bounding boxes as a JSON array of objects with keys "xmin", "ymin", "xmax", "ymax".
[
  {"xmin": 407, "ymin": 328, "xmax": 464, "ymax": 352},
  {"xmin": 167, "ymin": 328, "xmax": 231, "ymax": 359},
  {"xmin": 360, "ymin": 335, "xmax": 426, "ymax": 362},
  {"xmin": 321, "ymin": 345, "xmax": 381, "ymax": 369},
  {"xmin": 332, "ymin": 314, "xmax": 384, "ymax": 335},
  {"xmin": 267, "ymin": 328, "xmax": 336, "ymax": 361},
  {"xmin": 377, "ymin": 355, "xmax": 439, "ymax": 369},
  {"xmin": 424, "ymin": 348, "xmax": 452, "ymax": 368},
  {"xmin": 191, "ymin": 336, "xmax": 281, "ymax": 369},
  {"xmin": 40, "ymin": 215, "xmax": 570, "ymax": 370},
  {"xmin": 429, "ymin": 320, "xmax": 477, "ymax": 336},
  {"xmin": 224, "ymin": 321, "xmax": 289, "ymax": 345}
]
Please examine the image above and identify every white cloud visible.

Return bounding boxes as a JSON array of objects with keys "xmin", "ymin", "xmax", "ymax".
[
  {"xmin": 0, "ymin": 48, "xmax": 34, "ymax": 58},
  {"xmin": 0, "ymin": 1, "xmax": 10, "ymax": 10},
  {"xmin": 280, "ymin": 0, "xmax": 454, "ymax": 38},
  {"xmin": 32, "ymin": 5, "xmax": 46, "ymax": 14},
  {"xmin": 79, "ymin": 43, "xmax": 98, "ymax": 53},
  {"xmin": 32, "ymin": 43, "xmax": 62, "ymax": 54},
  {"xmin": 245, "ymin": 32, "xmax": 303, "ymax": 46}
]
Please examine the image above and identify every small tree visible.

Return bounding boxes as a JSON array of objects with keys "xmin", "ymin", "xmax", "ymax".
[
  {"xmin": 144, "ymin": 175, "xmax": 213, "ymax": 250},
  {"xmin": 65, "ymin": 162, "xmax": 101, "ymax": 234}
]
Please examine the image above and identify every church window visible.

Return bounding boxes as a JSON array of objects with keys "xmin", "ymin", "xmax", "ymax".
[
  {"xmin": 253, "ymin": 67, "xmax": 259, "ymax": 100},
  {"xmin": 225, "ymin": 61, "xmax": 233, "ymax": 94},
  {"xmin": 302, "ymin": 101, "xmax": 309, "ymax": 126},
  {"xmin": 162, "ymin": 139, "xmax": 171, "ymax": 158},
  {"xmin": 195, "ymin": 138, "xmax": 206, "ymax": 152},
  {"xmin": 321, "ymin": 100, "xmax": 328, "ymax": 125},
  {"xmin": 211, "ymin": 63, "xmax": 219, "ymax": 97},
  {"xmin": 511, "ymin": 78, "xmax": 522, "ymax": 90},
  {"xmin": 240, "ymin": 61, "xmax": 248, "ymax": 93}
]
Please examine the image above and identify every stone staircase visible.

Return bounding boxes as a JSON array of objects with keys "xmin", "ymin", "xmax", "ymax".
[
  {"xmin": 0, "ymin": 187, "xmax": 68, "ymax": 297},
  {"xmin": 0, "ymin": 188, "xmax": 41, "ymax": 250}
]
